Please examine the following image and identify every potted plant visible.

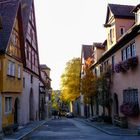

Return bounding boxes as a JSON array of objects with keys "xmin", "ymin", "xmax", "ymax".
[{"xmin": 120, "ymin": 103, "xmax": 139, "ymax": 116}]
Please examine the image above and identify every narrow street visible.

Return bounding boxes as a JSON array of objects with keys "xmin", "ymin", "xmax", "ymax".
[{"xmin": 22, "ymin": 118, "xmax": 140, "ymax": 140}]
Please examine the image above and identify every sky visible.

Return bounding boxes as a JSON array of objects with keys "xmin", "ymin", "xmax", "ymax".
[{"xmin": 34, "ymin": 0, "xmax": 139, "ymax": 90}]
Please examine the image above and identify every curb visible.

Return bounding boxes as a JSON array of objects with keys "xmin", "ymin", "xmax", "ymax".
[
  {"xmin": 4, "ymin": 121, "xmax": 46, "ymax": 140},
  {"xmin": 74, "ymin": 118, "xmax": 139, "ymax": 136}
]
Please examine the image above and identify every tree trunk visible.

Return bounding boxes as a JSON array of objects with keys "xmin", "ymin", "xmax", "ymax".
[
  {"xmin": 90, "ymin": 96, "xmax": 93, "ymax": 116},
  {"xmin": 95, "ymin": 95, "xmax": 99, "ymax": 115}
]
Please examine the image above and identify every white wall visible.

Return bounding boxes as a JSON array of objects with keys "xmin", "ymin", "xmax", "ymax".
[
  {"xmin": 19, "ymin": 71, "xmax": 40, "ymax": 125},
  {"xmin": 80, "ymin": 94, "xmax": 85, "ymax": 117}
]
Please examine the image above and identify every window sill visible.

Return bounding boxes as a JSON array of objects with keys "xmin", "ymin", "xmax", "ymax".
[
  {"xmin": 7, "ymin": 75, "xmax": 15, "ymax": 78},
  {"xmin": 4, "ymin": 111, "xmax": 12, "ymax": 115}
]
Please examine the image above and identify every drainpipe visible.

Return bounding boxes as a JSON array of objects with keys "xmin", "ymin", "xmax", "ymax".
[
  {"xmin": 0, "ymin": 17, "xmax": 3, "ymax": 140},
  {"xmin": 39, "ymin": 83, "xmax": 40, "ymax": 120}
]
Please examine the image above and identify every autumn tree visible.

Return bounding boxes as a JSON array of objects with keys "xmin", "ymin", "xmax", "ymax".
[
  {"xmin": 51, "ymin": 90, "xmax": 59, "ymax": 110},
  {"xmin": 81, "ymin": 66, "xmax": 97, "ymax": 116},
  {"xmin": 60, "ymin": 58, "xmax": 80, "ymax": 102},
  {"xmin": 96, "ymin": 68, "xmax": 112, "ymax": 116}
]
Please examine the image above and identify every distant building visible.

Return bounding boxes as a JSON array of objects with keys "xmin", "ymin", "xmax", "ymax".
[
  {"xmin": 80, "ymin": 45, "xmax": 93, "ymax": 117},
  {"xmin": 40, "ymin": 64, "xmax": 52, "ymax": 119}
]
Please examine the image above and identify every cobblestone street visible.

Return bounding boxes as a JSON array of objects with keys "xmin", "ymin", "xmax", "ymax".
[{"xmin": 22, "ymin": 118, "xmax": 140, "ymax": 140}]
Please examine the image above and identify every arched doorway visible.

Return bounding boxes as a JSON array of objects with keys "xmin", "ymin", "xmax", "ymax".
[
  {"xmin": 29, "ymin": 88, "xmax": 34, "ymax": 121},
  {"xmin": 14, "ymin": 98, "xmax": 19, "ymax": 124},
  {"xmin": 114, "ymin": 93, "xmax": 119, "ymax": 115}
]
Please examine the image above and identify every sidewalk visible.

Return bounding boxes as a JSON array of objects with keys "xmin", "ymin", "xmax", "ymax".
[
  {"xmin": 4, "ymin": 120, "xmax": 46, "ymax": 140},
  {"xmin": 75, "ymin": 118, "xmax": 139, "ymax": 136}
]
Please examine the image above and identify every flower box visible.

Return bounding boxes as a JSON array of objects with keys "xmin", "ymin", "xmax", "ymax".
[
  {"xmin": 120, "ymin": 103, "xmax": 139, "ymax": 116},
  {"xmin": 115, "ymin": 56, "xmax": 138, "ymax": 73},
  {"xmin": 128, "ymin": 56, "xmax": 138, "ymax": 68}
]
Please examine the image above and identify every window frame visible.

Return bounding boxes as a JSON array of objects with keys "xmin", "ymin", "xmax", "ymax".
[
  {"xmin": 123, "ymin": 89, "xmax": 138, "ymax": 104},
  {"xmin": 7, "ymin": 60, "xmax": 15, "ymax": 77},
  {"xmin": 120, "ymin": 27, "xmax": 125, "ymax": 36},
  {"xmin": 18, "ymin": 65, "xmax": 21, "ymax": 79},
  {"xmin": 5, "ymin": 96, "xmax": 12, "ymax": 114}
]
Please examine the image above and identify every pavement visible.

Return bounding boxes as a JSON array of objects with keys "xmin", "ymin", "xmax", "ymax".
[
  {"xmin": 74, "ymin": 118, "xmax": 140, "ymax": 136},
  {"xmin": 3, "ymin": 117, "xmax": 140, "ymax": 140},
  {"xmin": 3, "ymin": 120, "xmax": 46, "ymax": 140}
]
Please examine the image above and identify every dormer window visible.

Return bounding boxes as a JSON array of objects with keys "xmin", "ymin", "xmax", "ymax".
[
  {"xmin": 135, "ymin": 10, "xmax": 140, "ymax": 24},
  {"xmin": 120, "ymin": 27, "xmax": 125, "ymax": 36},
  {"xmin": 133, "ymin": 4, "xmax": 140, "ymax": 24},
  {"xmin": 109, "ymin": 28, "xmax": 114, "ymax": 44}
]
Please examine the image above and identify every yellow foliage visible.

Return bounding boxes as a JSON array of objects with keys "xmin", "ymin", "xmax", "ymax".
[
  {"xmin": 60, "ymin": 58, "xmax": 80, "ymax": 102},
  {"xmin": 81, "ymin": 67, "xmax": 97, "ymax": 99}
]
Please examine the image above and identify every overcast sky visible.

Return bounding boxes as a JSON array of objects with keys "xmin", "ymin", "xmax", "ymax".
[{"xmin": 34, "ymin": 0, "xmax": 139, "ymax": 90}]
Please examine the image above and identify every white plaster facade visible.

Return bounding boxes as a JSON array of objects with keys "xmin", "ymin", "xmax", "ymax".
[
  {"xmin": 19, "ymin": 71, "xmax": 40, "ymax": 125},
  {"xmin": 80, "ymin": 94, "xmax": 85, "ymax": 117}
]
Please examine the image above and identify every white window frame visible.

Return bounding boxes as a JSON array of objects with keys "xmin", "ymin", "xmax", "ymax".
[
  {"xmin": 131, "ymin": 43, "xmax": 136, "ymax": 57},
  {"xmin": 5, "ymin": 97, "xmax": 12, "ymax": 114},
  {"xmin": 127, "ymin": 46, "xmax": 131, "ymax": 59},
  {"xmin": 122, "ymin": 49, "xmax": 127, "ymax": 61},
  {"xmin": 18, "ymin": 65, "xmax": 21, "ymax": 79},
  {"xmin": 7, "ymin": 60, "xmax": 15, "ymax": 76}
]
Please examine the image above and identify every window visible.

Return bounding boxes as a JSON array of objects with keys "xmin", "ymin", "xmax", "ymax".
[
  {"xmin": 123, "ymin": 89, "xmax": 138, "ymax": 104},
  {"xmin": 122, "ymin": 49, "xmax": 127, "ymax": 61},
  {"xmin": 109, "ymin": 28, "xmax": 113, "ymax": 44},
  {"xmin": 23, "ymin": 77, "xmax": 25, "ymax": 88},
  {"xmin": 100, "ymin": 64, "xmax": 103, "ymax": 74},
  {"xmin": 7, "ymin": 61, "xmax": 15, "ymax": 76},
  {"xmin": 120, "ymin": 27, "xmax": 125, "ymax": 35},
  {"xmin": 121, "ymin": 42, "xmax": 136, "ymax": 61},
  {"xmin": 95, "ymin": 68, "xmax": 97, "ymax": 76},
  {"xmin": 112, "ymin": 55, "xmax": 115, "ymax": 71},
  {"xmin": 5, "ymin": 97, "xmax": 12, "ymax": 113},
  {"xmin": 18, "ymin": 65, "xmax": 21, "ymax": 79},
  {"xmin": 131, "ymin": 43, "xmax": 136, "ymax": 57},
  {"xmin": 127, "ymin": 46, "xmax": 131, "ymax": 59},
  {"xmin": 31, "ymin": 75, "xmax": 33, "ymax": 83}
]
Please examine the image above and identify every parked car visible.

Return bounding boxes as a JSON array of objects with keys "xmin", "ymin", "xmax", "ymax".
[{"xmin": 65, "ymin": 112, "xmax": 74, "ymax": 118}]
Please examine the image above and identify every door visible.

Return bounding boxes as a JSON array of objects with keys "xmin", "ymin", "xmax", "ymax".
[
  {"xmin": 14, "ymin": 98, "xmax": 19, "ymax": 124},
  {"xmin": 114, "ymin": 93, "xmax": 119, "ymax": 115}
]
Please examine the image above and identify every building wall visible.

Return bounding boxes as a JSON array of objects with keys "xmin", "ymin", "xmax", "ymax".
[
  {"xmin": 0, "ymin": 55, "xmax": 23, "ymax": 92},
  {"xmin": 2, "ymin": 94, "xmax": 20, "ymax": 127},
  {"xmin": 115, "ymin": 18, "xmax": 134, "ymax": 41},
  {"xmin": 95, "ymin": 49, "xmax": 105, "ymax": 62},
  {"xmin": 110, "ymin": 35, "xmax": 140, "ymax": 127},
  {"xmin": 0, "ymin": 94, "xmax": 2, "ymax": 131},
  {"xmin": 19, "ymin": 71, "xmax": 39, "ymax": 125},
  {"xmin": 0, "ymin": 54, "xmax": 23, "ymax": 127}
]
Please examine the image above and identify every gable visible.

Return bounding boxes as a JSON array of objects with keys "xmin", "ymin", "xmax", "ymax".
[
  {"xmin": 105, "ymin": 4, "xmax": 135, "ymax": 26},
  {"xmin": 23, "ymin": 0, "xmax": 40, "ymax": 75},
  {"xmin": 0, "ymin": 0, "xmax": 20, "ymax": 53},
  {"xmin": 6, "ymin": 14, "xmax": 22, "ymax": 59}
]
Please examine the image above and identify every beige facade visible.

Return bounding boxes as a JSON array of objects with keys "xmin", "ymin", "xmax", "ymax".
[{"xmin": 90, "ymin": 4, "xmax": 140, "ymax": 128}]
